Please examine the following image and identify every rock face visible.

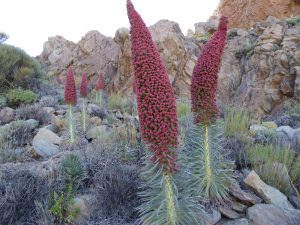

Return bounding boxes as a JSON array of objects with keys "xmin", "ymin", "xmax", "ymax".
[
  {"xmin": 38, "ymin": 20, "xmax": 197, "ymax": 99},
  {"xmin": 219, "ymin": 17, "xmax": 300, "ymax": 117},
  {"xmin": 39, "ymin": 16, "xmax": 300, "ymax": 117},
  {"xmin": 215, "ymin": 0, "xmax": 300, "ymax": 29}
]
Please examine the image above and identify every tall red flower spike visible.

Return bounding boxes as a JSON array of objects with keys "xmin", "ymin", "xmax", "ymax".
[
  {"xmin": 191, "ymin": 16, "xmax": 228, "ymax": 125},
  {"xmin": 64, "ymin": 67, "xmax": 77, "ymax": 106},
  {"xmin": 95, "ymin": 73, "xmax": 105, "ymax": 90},
  {"xmin": 127, "ymin": 0, "xmax": 178, "ymax": 173},
  {"xmin": 80, "ymin": 73, "xmax": 88, "ymax": 98}
]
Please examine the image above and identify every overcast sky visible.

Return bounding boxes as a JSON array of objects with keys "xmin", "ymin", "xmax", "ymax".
[{"xmin": 2, "ymin": 0, "xmax": 220, "ymax": 56}]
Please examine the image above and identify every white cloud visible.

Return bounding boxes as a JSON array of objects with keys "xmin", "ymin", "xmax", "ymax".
[{"xmin": 1, "ymin": 0, "xmax": 219, "ymax": 56}]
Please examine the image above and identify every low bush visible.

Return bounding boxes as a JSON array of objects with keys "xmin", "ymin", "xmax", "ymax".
[
  {"xmin": 5, "ymin": 88, "xmax": 37, "ymax": 107},
  {"xmin": 246, "ymin": 144, "xmax": 300, "ymax": 195},
  {"xmin": 108, "ymin": 93, "xmax": 135, "ymax": 114},
  {"xmin": 16, "ymin": 102, "xmax": 52, "ymax": 125},
  {"xmin": 176, "ymin": 99, "xmax": 191, "ymax": 118},
  {"xmin": 0, "ymin": 169, "xmax": 48, "ymax": 225}
]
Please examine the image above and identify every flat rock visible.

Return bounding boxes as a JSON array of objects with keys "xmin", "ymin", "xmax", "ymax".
[
  {"xmin": 218, "ymin": 205, "xmax": 240, "ymax": 219},
  {"xmin": 243, "ymin": 170, "xmax": 294, "ymax": 209},
  {"xmin": 32, "ymin": 128, "xmax": 62, "ymax": 159},
  {"xmin": 247, "ymin": 204, "xmax": 300, "ymax": 225},
  {"xmin": 229, "ymin": 181, "xmax": 262, "ymax": 205},
  {"xmin": 231, "ymin": 201, "xmax": 248, "ymax": 213},
  {"xmin": 276, "ymin": 126, "xmax": 295, "ymax": 140}
]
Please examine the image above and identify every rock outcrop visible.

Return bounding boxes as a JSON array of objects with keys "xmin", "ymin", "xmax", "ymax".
[
  {"xmin": 215, "ymin": 0, "xmax": 300, "ymax": 29},
  {"xmin": 39, "ymin": 16, "xmax": 300, "ymax": 117}
]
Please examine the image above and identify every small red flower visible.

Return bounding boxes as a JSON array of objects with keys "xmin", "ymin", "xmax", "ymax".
[
  {"xmin": 127, "ymin": 0, "xmax": 178, "ymax": 173},
  {"xmin": 191, "ymin": 16, "xmax": 228, "ymax": 124},
  {"xmin": 95, "ymin": 73, "xmax": 105, "ymax": 90},
  {"xmin": 64, "ymin": 67, "xmax": 77, "ymax": 106},
  {"xmin": 80, "ymin": 73, "xmax": 88, "ymax": 98}
]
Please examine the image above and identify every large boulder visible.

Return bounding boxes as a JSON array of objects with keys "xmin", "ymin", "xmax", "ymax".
[{"xmin": 247, "ymin": 204, "xmax": 300, "ymax": 225}]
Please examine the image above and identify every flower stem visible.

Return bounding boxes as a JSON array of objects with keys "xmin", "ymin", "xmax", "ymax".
[
  {"xmin": 68, "ymin": 104, "xmax": 75, "ymax": 143},
  {"xmin": 204, "ymin": 124, "xmax": 212, "ymax": 195},
  {"xmin": 163, "ymin": 172, "xmax": 176, "ymax": 225},
  {"xmin": 81, "ymin": 98, "xmax": 87, "ymax": 132}
]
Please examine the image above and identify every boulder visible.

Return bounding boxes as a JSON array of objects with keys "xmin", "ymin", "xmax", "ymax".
[
  {"xmin": 32, "ymin": 128, "xmax": 62, "ymax": 159},
  {"xmin": 276, "ymin": 126, "xmax": 295, "ymax": 140},
  {"xmin": 229, "ymin": 181, "xmax": 262, "ymax": 205},
  {"xmin": 222, "ymin": 218, "xmax": 249, "ymax": 225},
  {"xmin": 218, "ymin": 205, "xmax": 241, "ymax": 219},
  {"xmin": 25, "ymin": 119, "xmax": 39, "ymax": 130},
  {"xmin": 0, "ymin": 107, "xmax": 15, "ymax": 124},
  {"xmin": 247, "ymin": 204, "xmax": 300, "ymax": 225},
  {"xmin": 243, "ymin": 170, "xmax": 294, "ymax": 209},
  {"xmin": 199, "ymin": 209, "xmax": 221, "ymax": 225},
  {"xmin": 69, "ymin": 195, "xmax": 92, "ymax": 223}
]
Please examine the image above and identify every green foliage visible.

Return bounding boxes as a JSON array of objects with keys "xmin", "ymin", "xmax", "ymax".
[
  {"xmin": 224, "ymin": 107, "xmax": 251, "ymax": 138},
  {"xmin": 176, "ymin": 100, "xmax": 191, "ymax": 118},
  {"xmin": 284, "ymin": 99, "xmax": 300, "ymax": 115},
  {"xmin": 183, "ymin": 116, "xmax": 233, "ymax": 202},
  {"xmin": 108, "ymin": 93, "xmax": 136, "ymax": 114},
  {"xmin": 0, "ymin": 95, "xmax": 6, "ymax": 107},
  {"xmin": 5, "ymin": 88, "xmax": 37, "ymax": 107},
  {"xmin": 246, "ymin": 144, "xmax": 300, "ymax": 195},
  {"xmin": 49, "ymin": 184, "xmax": 80, "ymax": 224},
  {"xmin": 286, "ymin": 16, "xmax": 300, "ymax": 26},
  {"xmin": 0, "ymin": 44, "xmax": 45, "ymax": 90},
  {"xmin": 138, "ymin": 153, "xmax": 202, "ymax": 225},
  {"xmin": 193, "ymin": 33, "xmax": 212, "ymax": 44},
  {"xmin": 235, "ymin": 43, "xmax": 255, "ymax": 59},
  {"xmin": 62, "ymin": 154, "xmax": 84, "ymax": 188},
  {"xmin": 227, "ymin": 28, "xmax": 238, "ymax": 40}
]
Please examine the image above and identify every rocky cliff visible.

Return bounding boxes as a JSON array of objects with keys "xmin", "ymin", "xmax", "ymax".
[
  {"xmin": 38, "ymin": 16, "xmax": 300, "ymax": 116},
  {"xmin": 215, "ymin": 0, "xmax": 300, "ymax": 29}
]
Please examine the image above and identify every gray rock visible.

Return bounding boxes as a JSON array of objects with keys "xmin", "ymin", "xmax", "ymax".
[
  {"xmin": 199, "ymin": 209, "xmax": 221, "ymax": 225},
  {"xmin": 274, "ymin": 131, "xmax": 291, "ymax": 149},
  {"xmin": 32, "ymin": 128, "xmax": 62, "ymax": 159},
  {"xmin": 243, "ymin": 170, "xmax": 294, "ymax": 209},
  {"xmin": 222, "ymin": 218, "xmax": 249, "ymax": 225},
  {"xmin": 69, "ymin": 195, "xmax": 92, "ymax": 224},
  {"xmin": 229, "ymin": 181, "xmax": 262, "ymax": 205},
  {"xmin": 291, "ymin": 128, "xmax": 300, "ymax": 153},
  {"xmin": 0, "ymin": 107, "xmax": 15, "ymax": 124},
  {"xmin": 231, "ymin": 201, "xmax": 248, "ymax": 213},
  {"xmin": 276, "ymin": 126, "xmax": 295, "ymax": 140},
  {"xmin": 247, "ymin": 204, "xmax": 300, "ymax": 225},
  {"xmin": 43, "ymin": 124, "xmax": 59, "ymax": 133},
  {"xmin": 218, "ymin": 205, "xmax": 240, "ymax": 219}
]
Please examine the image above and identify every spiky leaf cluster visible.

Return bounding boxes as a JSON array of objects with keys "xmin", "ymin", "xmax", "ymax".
[
  {"xmin": 127, "ymin": 0, "xmax": 178, "ymax": 173},
  {"xmin": 138, "ymin": 152, "xmax": 203, "ymax": 225},
  {"xmin": 64, "ymin": 67, "xmax": 77, "ymax": 106},
  {"xmin": 80, "ymin": 73, "xmax": 88, "ymax": 97},
  {"xmin": 182, "ymin": 115, "xmax": 232, "ymax": 202},
  {"xmin": 191, "ymin": 16, "xmax": 228, "ymax": 125}
]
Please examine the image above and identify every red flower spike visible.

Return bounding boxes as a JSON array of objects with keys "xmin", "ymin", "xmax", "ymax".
[
  {"xmin": 191, "ymin": 16, "xmax": 228, "ymax": 125},
  {"xmin": 64, "ymin": 67, "xmax": 77, "ymax": 106},
  {"xmin": 80, "ymin": 73, "xmax": 88, "ymax": 98},
  {"xmin": 127, "ymin": 0, "xmax": 179, "ymax": 173},
  {"xmin": 95, "ymin": 73, "xmax": 105, "ymax": 90}
]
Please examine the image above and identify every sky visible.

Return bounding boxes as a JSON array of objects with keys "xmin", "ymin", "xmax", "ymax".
[{"xmin": 1, "ymin": 0, "xmax": 220, "ymax": 56}]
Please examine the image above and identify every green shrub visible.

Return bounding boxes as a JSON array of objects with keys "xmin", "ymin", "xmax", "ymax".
[
  {"xmin": 286, "ymin": 16, "xmax": 300, "ymax": 26},
  {"xmin": 108, "ymin": 93, "xmax": 135, "ymax": 114},
  {"xmin": 246, "ymin": 144, "xmax": 300, "ymax": 195},
  {"xmin": 193, "ymin": 33, "xmax": 212, "ymax": 44},
  {"xmin": 176, "ymin": 100, "xmax": 191, "ymax": 118},
  {"xmin": 5, "ymin": 88, "xmax": 37, "ymax": 107},
  {"xmin": 224, "ymin": 107, "xmax": 251, "ymax": 138},
  {"xmin": 0, "ymin": 44, "xmax": 45, "ymax": 90},
  {"xmin": 0, "ymin": 95, "xmax": 6, "ymax": 107}
]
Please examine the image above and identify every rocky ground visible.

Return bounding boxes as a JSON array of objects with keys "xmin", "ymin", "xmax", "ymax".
[{"xmin": 1, "ymin": 92, "xmax": 300, "ymax": 224}]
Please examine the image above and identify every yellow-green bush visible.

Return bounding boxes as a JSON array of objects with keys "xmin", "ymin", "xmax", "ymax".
[
  {"xmin": 246, "ymin": 144, "xmax": 300, "ymax": 195},
  {"xmin": 224, "ymin": 107, "xmax": 251, "ymax": 138},
  {"xmin": 5, "ymin": 88, "xmax": 37, "ymax": 107},
  {"xmin": 108, "ymin": 93, "xmax": 135, "ymax": 114}
]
